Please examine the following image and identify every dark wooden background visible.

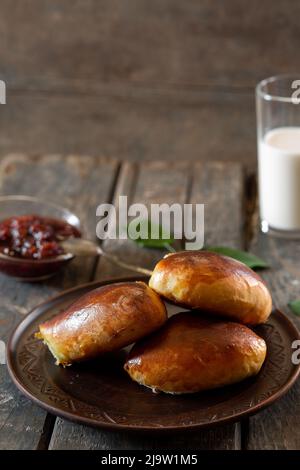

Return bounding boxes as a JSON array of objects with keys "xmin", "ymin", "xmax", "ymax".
[
  {"xmin": 1, "ymin": 3, "xmax": 300, "ymax": 449},
  {"xmin": 1, "ymin": 0, "xmax": 299, "ymax": 167}
]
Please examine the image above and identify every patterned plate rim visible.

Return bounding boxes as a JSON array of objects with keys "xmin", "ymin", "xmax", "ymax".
[{"xmin": 6, "ymin": 276, "xmax": 300, "ymax": 432}]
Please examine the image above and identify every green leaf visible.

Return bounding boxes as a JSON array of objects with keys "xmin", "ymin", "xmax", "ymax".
[
  {"xmin": 205, "ymin": 246, "xmax": 269, "ymax": 269},
  {"xmin": 288, "ymin": 300, "xmax": 300, "ymax": 316},
  {"xmin": 128, "ymin": 219, "xmax": 175, "ymax": 251}
]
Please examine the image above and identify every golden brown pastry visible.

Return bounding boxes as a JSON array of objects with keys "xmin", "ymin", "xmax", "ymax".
[
  {"xmin": 124, "ymin": 312, "xmax": 267, "ymax": 394},
  {"xmin": 37, "ymin": 281, "xmax": 167, "ymax": 366},
  {"xmin": 149, "ymin": 251, "xmax": 272, "ymax": 325}
]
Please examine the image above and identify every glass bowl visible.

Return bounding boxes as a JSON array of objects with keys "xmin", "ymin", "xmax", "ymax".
[{"xmin": 0, "ymin": 195, "xmax": 81, "ymax": 281}]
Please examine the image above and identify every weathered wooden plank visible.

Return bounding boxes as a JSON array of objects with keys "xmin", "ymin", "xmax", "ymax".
[
  {"xmin": 1, "ymin": 0, "xmax": 299, "ymax": 88},
  {"xmin": 96, "ymin": 160, "xmax": 189, "ymax": 279},
  {"xmin": 246, "ymin": 231, "xmax": 300, "ymax": 449},
  {"xmin": 0, "ymin": 297, "xmax": 51, "ymax": 450},
  {"xmin": 0, "ymin": 0, "xmax": 297, "ymax": 172},
  {"xmin": 50, "ymin": 160, "xmax": 245, "ymax": 450},
  {"xmin": 0, "ymin": 91, "xmax": 255, "ymax": 168},
  {"xmin": 191, "ymin": 161, "xmax": 244, "ymax": 248},
  {"xmin": 50, "ymin": 419, "xmax": 241, "ymax": 450},
  {"xmin": 0, "ymin": 154, "xmax": 119, "ymax": 449}
]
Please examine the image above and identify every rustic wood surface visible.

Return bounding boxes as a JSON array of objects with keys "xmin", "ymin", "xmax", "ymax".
[
  {"xmin": 3, "ymin": 0, "xmax": 297, "ymax": 88},
  {"xmin": 246, "ymin": 232, "xmax": 300, "ymax": 449},
  {"xmin": 49, "ymin": 160, "xmax": 245, "ymax": 450},
  {"xmin": 0, "ymin": 154, "xmax": 119, "ymax": 449},
  {"xmin": 1, "ymin": 1, "xmax": 299, "ymax": 165},
  {"xmin": 0, "ymin": 154, "xmax": 299, "ymax": 450}
]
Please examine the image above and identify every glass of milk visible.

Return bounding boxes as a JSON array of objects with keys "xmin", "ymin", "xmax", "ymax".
[{"xmin": 257, "ymin": 75, "xmax": 300, "ymax": 237}]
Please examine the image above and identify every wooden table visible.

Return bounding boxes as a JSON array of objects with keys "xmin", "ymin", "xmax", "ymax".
[
  {"xmin": 0, "ymin": 154, "xmax": 300, "ymax": 450},
  {"xmin": 1, "ymin": 1, "xmax": 299, "ymax": 168}
]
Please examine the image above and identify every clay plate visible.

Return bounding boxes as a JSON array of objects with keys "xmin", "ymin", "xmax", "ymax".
[{"xmin": 6, "ymin": 277, "xmax": 300, "ymax": 432}]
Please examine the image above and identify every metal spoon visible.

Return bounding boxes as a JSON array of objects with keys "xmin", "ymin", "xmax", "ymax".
[
  {"xmin": 0, "ymin": 238, "xmax": 153, "ymax": 276},
  {"xmin": 60, "ymin": 238, "xmax": 153, "ymax": 276}
]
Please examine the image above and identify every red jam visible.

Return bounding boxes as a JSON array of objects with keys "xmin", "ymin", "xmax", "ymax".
[{"xmin": 0, "ymin": 214, "xmax": 81, "ymax": 260}]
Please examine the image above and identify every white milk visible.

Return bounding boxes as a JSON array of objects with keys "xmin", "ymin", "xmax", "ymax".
[{"xmin": 258, "ymin": 127, "xmax": 300, "ymax": 231}]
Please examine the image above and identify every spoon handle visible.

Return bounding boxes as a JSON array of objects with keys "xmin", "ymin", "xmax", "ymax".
[
  {"xmin": 98, "ymin": 247, "xmax": 153, "ymax": 276},
  {"xmin": 61, "ymin": 238, "xmax": 153, "ymax": 277}
]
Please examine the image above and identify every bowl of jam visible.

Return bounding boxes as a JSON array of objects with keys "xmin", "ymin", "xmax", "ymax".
[{"xmin": 0, "ymin": 196, "xmax": 81, "ymax": 280}]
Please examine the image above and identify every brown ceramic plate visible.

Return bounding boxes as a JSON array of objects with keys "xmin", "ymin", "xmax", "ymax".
[{"xmin": 7, "ymin": 276, "xmax": 300, "ymax": 432}]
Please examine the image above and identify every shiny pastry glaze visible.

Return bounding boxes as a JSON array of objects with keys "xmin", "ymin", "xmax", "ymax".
[
  {"xmin": 125, "ymin": 312, "xmax": 267, "ymax": 394},
  {"xmin": 38, "ymin": 281, "xmax": 167, "ymax": 365},
  {"xmin": 160, "ymin": 251, "xmax": 264, "ymax": 285},
  {"xmin": 149, "ymin": 251, "xmax": 272, "ymax": 325}
]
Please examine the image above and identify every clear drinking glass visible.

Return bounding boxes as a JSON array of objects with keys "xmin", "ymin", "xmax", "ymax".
[{"xmin": 256, "ymin": 74, "xmax": 300, "ymax": 237}]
